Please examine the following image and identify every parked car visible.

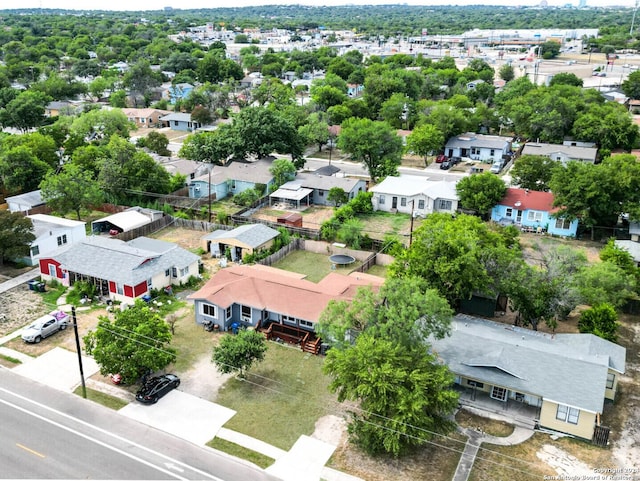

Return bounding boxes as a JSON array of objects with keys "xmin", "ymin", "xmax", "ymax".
[
  {"xmin": 490, "ymin": 160, "xmax": 505, "ymax": 174},
  {"xmin": 21, "ymin": 311, "xmax": 70, "ymax": 343},
  {"xmin": 435, "ymin": 154, "xmax": 448, "ymax": 163},
  {"xmin": 440, "ymin": 160, "xmax": 452, "ymax": 170},
  {"xmin": 135, "ymin": 374, "xmax": 180, "ymax": 404},
  {"xmin": 450, "ymin": 156, "xmax": 462, "ymax": 165}
]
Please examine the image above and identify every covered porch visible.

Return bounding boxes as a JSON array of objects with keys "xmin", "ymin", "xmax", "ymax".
[
  {"xmin": 455, "ymin": 384, "xmax": 541, "ymax": 430},
  {"xmin": 269, "ymin": 183, "xmax": 313, "ymax": 210},
  {"xmin": 67, "ymin": 271, "xmax": 110, "ymax": 297}
]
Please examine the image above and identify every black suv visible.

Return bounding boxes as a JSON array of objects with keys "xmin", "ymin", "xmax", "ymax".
[{"xmin": 135, "ymin": 374, "xmax": 180, "ymax": 404}]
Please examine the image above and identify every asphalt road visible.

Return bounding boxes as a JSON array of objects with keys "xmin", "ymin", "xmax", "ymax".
[{"xmin": 0, "ymin": 368, "xmax": 279, "ymax": 481}]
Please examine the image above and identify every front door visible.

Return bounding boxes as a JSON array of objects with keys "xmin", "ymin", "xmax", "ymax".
[
  {"xmin": 516, "ymin": 210, "xmax": 523, "ymax": 223},
  {"xmin": 392, "ymin": 197, "xmax": 398, "ymax": 209}
]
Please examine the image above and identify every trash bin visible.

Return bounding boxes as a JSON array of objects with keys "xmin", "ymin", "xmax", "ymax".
[
  {"xmin": 36, "ymin": 282, "xmax": 46, "ymax": 292},
  {"xmin": 28, "ymin": 280, "xmax": 39, "ymax": 291}
]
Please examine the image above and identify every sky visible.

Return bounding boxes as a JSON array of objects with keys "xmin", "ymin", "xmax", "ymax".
[{"xmin": 3, "ymin": 0, "xmax": 636, "ymax": 12}]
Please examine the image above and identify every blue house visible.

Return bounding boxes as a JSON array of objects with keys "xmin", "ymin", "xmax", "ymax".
[
  {"xmin": 162, "ymin": 82, "xmax": 194, "ymax": 104},
  {"xmin": 188, "ymin": 158, "xmax": 275, "ymax": 200},
  {"xmin": 491, "ymin": 188, "xmax": 578, "ymax": 237}
]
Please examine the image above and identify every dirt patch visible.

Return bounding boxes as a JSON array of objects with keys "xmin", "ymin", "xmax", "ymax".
[
  {"xmin": 250, "ymin": 205, "xmax": 334, "ymax": 230},
  {"xmin": 0, "ymin": 284, "xmax": 48, "ymax": 337},
  {"xmin": 311, "ymin": 414, "xmax": 347, "ymax": 445},
  {"xmin": 179, "ymin": 352, "xmax": 232, "ymax": 402},
  {"xmin": 519, "ymin": 233, "xmax": 602, "ymax": 266},
  {"xmin": 536, "ymin": 444, "xmax": 593, "ymax": 477}
]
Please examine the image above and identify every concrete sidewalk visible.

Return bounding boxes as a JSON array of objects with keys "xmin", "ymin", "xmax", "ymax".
[{"xmin": 0, "ymin": 268, "xmax": 40, "ymax": 294}]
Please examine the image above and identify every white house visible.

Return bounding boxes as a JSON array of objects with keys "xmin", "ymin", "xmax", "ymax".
[
  {"xmin": 445, "ymin": 133, "xmax": 512, "ymax": 163},
  {"xmin": 6, "ymin": 190, "xmax": 46, "ymax": 213},
  {"xmin": 521, "ymin": 142, "xmax": 598, "ymax": 164},
  {"xmin": 369, "ymin": 175, "xmax": 459, "ymax": 217},
  {"xmin": 25, "ymin": 214, "xmax": 87, "ymax": 266}
]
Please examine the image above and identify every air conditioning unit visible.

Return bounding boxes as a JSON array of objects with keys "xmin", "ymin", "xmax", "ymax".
[{"xmin": 194, "ymin": 186, "xmax": 201, "ymax": 191}]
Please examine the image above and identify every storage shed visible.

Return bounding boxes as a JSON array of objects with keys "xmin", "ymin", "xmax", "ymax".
[
  {"xmin": 201, "ymin": 224, "xmax": 280, "ymax": 261},
  {"xmin": 277, "ymin": 212, "xmax": 303, "ymax": 227}
]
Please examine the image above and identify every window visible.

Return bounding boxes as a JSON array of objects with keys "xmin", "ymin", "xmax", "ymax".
[
  {"xmin": 467, "ymin": 380, "xmax": 484, "ymax": 389},
  {"xmin": 556, "ymin": 404, "xmax": 580, "ymax": 424},
  {"xmin": 30, "ymin": 245, "xmax": 40, "ymax": 256},
  {"xmin": 147, "ymin": 278, "xmax": 152, "ymax": 287},
  {"xmin": 606, "ymin": 372, "xmax": 615, "ymax": 389},
  {"xmin": 299, "ymin": 319, "xmax": 313, "ymax": 328},
  {"xmin": 400, "ymin": 197, "xmax": 407, "ymax": 207},
  {"xmin": 527, "ymin": 211, "xmax": 543, "ymax": 222},
  {"xmin": 505, "ymin": 208, "xmax": 513, "ymax": 217},
  {"xmin": 379, "ymin": 195, "xmax": 385, "ymax": 205},
  {"xmin": 140, "ymin": 117, "xmax": 146, "ymax": 124},
  {"xmin": 515, "ymin": 392, "xmax": 525, "ymax": 402},
  {"xmin": 491, "ymin": 386, "xmax": 507, "ymax": 401},
  {"xmin": 165, "ymin": 269, "xmax": 170, "ymax": 277},
  {"xmin": 319, "ymin": 190, "xmax": 324, "ymax": 197},
  {"xmin": 226, "ymin": 306, "xmax": 232, "ymax": 319},
  {"xmin": 57, "ymin": 234, "xmax": 67, "ymax": 246},
  {"xmin": 172, "ymin": 267, "xmax": 177, "ymax": 278},
  {"xmin": 116, "ymin": 283, "xmax": 124, "ymax": 295},
  {"xmin": 180, "ymin": 266, "xmax": 189, "ymax": 277},
  {"xmin": 202, "ymin": 304, "xmax": 217, "ymax": 317},
  {"xmin": 490, "ymin": 149, "xmax": 495, "ymax": 156},
  {"xmin": 438, "ymin": 199, "xmax": 453, "ymax": 211},
  {"xmin": 555, "ymin": 218, "xmax": 571, "ymax": 230},
  {"xmin": 241, "ymin": 305, "xmax": 251, "ymax": 321},
  {"xmin": 418, "ymin": 199, "xmax": 425, "ymax": 210}
]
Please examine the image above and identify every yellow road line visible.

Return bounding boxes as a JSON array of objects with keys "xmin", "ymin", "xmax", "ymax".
[{"xmin": 16, "ymin": 443, "xmax": 45, "ymax": 458}]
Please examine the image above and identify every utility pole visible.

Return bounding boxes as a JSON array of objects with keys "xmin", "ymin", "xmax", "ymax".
[
  {"xmin": 409, "ymin": 200, "xmax": 415, "ymax": 247},
  {"xmin": 208, "ymin": 164, "xmax": 212, "ymax": 223},
  {"xmin": 71, "ymin": 307, "xmax": 87, "ymax": 399},
  {"xmin": 631, "ymin": 0, "xmax": 640, "ymax": 37}
]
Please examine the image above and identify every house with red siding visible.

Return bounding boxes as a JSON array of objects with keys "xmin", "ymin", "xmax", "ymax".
[{"xmin": 39, "ymin": 236, "xmax": 200, "ymax": 304}]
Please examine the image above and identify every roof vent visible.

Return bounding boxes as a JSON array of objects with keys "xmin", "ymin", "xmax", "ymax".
[{"xmin": 514, "ymin": 201, "xmax": 522, "ymax": 207}]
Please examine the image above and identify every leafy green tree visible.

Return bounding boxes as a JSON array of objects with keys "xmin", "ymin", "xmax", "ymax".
[
  {"xmin": 40, "ymin": 164, "xmax": 103, "ymax": 220},
  {"xmin": 510, "ymin": 154, "xmax": 557, "ymax": 191},
  {"xmin": 327, "ymin": 187, "xmax": 348, "ymax": 207},
  {"xmin": 549, "ymin": 73, "xmax": 583, "ymax": 87},
  {"xmin": 575, "ymin": 262, "xmax": 636, "ymax": 309},
  {"xmin": 337, "ymin": 117, "xmax": 403, "ymax": 182},
  {"xmin": 498, "ymin": 64, "xmax": 515, "ymax": 82},
  {"xmin": 390, "ymin": 214, "xmax": 521, "ymax": 306},
  {"xmin": 1, "ymin": 131, "xmax": 59, "ymax": 169},
  {"xmin": 269, "ymin": 158, "xmax": 296, "ymax": 188},
  {"xmin": 621, "ymin": 70, "xmax": 640, "ymax": 100},
  {"xmin": 138, "ymin": 131, "xmax": 171, "ymax": 156},
  {"xmin": 337, "ymin": 218, "xmax": 364, "ymax": 249},
  {"xmin": 323, "ymin": 334, "xmax": 457, "ymax": 456},
  {"xmin": 211, "ymin": 329, "xmax": 267, "ymax": 378},
  {"xmin": 600, "ymin": 239, "xmax": 638, "ymax": 276},
  {"xmin": 0, "ymin": 211, "xmax": 35, "ymax": 265},
  {"xmin": 298, "ymin": 114, "xmax": 329, "ymax": 152},
  {"xmin": 456, "ymin": 172, "xmax": 506, "ymax": 217},
  {"xmin": 179, "ymin": 126, "xmax": 236, "ymax": 164},
  {"xmin": 84, "ymin": 301, "xmax": 177, "ymax": 385},
  {"xmin": 539, "ymin": 41, "xmax": 561, "ymax": 59},
  {"xmin": 578, "ymin": 303, "xmax": 619, "ymax": 342},
  {"xmin": 0, "ymin": 146, "xmax": 52, "ymax": 194},
  {"xmin": 0, "ymin": 90, "xmax": 50, "ymax": 132},
  {"xmin": 69, "ymin": 109, "xmax": 133, "ymax": 146},
  {"xmin": 123, "ymin": 60, "xmax": 162, "ymax": 107},
  {"xmin": 406, "ymin": 124, "xmax": 444, "ymax": 166},
  {"xmin": 422, "ymin": 103, "xmax": 470, "ymax": 141}
]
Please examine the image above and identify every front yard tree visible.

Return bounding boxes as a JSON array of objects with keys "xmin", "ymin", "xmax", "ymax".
[
  {"xmin": 323, "ymin": 334, "xmax": 458, "ymax": 456},
  {"xmin": 211, "ymin": 329, "xmax": 267, "ymax": 378},
  {"xmin": 40, "ymin": 164, "xmax": 103, "ymax": 220},
  {"xmin": 327, "ymin": 187, "xmax": 348, "ymax": 206},
  {"xmin": 510, "ymin": 154, "xmax": 557, "ymax": 191},
  {"xmin": 0, "ymin": 145, "xmax": 52, "ymax": 194},
  {"xmin": 269, "ymin": 158, "xmax": 296, "ymax": 188},
  {"xmin": 0, "ymin": 211, "xmax": 35, "ymax": 266},
  {"xmin": 337, "ymin": 117, "xmax": 403, "ymax": 182},
  {"xmin": 84, "ymin": 301, "xmax": 176, "ymax": 385},
  {"xmin": 455, "ymin": 172, "xmax": 506, "ymax": 217},
  {"xmin": 405, "ymin": 123, "xmax": 445, "ymax": 167}
]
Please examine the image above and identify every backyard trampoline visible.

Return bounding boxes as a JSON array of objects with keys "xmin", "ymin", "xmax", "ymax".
[{"xmin": 329, "ymin": 254, "xmax": 356, "ymax": 267}]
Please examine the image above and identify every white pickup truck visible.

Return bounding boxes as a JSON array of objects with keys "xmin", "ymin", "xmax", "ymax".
[{"xmin": 21, "ymin": 311, "xmax": 70, "ymax": 344}]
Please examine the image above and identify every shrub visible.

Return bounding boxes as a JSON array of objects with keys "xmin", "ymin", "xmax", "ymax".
[
  {"xmin": 349, "ymin": 191, "xmax": 374, "ymax": 214},
  {"xmin": 578, "ymin": 303, "xmax": 619, "ymax": 342}
]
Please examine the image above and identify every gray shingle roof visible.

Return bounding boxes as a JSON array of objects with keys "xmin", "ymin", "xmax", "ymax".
[
  {"xmin": 445, "ymin": 133, "xmax": 511, "ymax": 150},
  {"xmin": 521, "ymin": 142, "xmax": 597, "ymax": 162},
  {"xmin": 429, "ymin": 315, "xmax": 626, "ymax": 414},
  {"xmin": 53, "ymin": 236, "xmax": 199, "ymax": 286},
  {"xmin": 202, "ymin": 224, "xmax": 279, "ymax": 248}
]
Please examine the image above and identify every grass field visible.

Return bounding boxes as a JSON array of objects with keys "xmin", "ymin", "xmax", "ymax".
[
  {"xmin": 358, "ymin": 210, "xmax": 423, "ymax": 243},
  {"xmin": 207, "ymin": 438, "xmax": 274, "ymax": 469},
  {"xmin": 271, "ymin": 249, "xmax": 362, "ymax": 283},
  {"xmin": 73, "ymin": 386, "xmax": 129, "ymax": 410},
  {"xmin": 214, "ymin": 343, "xmax": 340, "ymax": 450}
]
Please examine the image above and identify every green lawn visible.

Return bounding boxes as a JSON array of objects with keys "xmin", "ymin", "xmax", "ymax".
[
  {"xmin": 358, "ymin": 210, "xmax": 423, "ymax": 243},
  {"xmin": 207, "ymin": 438, "xmax": 274, "ymax": 469},
  {"xmin": 169, "ymin": 306, "xmax": 216, "ymax": 372},
  {"xmin": 271, "ymin": 250, "xmax": 362, "ymax": 283},
  {"xmin": 214, "ymin": 343, "xmax": 340, "ymax": 450},
  {"xmin": 73, "ymin": 386, "xmax": 129, "ymax": 410}
]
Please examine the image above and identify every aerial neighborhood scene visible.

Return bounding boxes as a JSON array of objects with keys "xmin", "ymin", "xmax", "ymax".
[{"xmin": 2, "ymin": 0, "xmax": 640, "ymax": 480}]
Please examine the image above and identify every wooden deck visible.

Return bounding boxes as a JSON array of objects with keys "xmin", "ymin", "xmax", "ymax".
[{"xmin": 261, "ymin": 323, "xmax": 322, "ymax": 355}]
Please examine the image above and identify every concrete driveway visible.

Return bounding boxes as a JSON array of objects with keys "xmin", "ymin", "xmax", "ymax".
[{"xmin": 119, "ymin": 389, "xmax": 236, "ymax": 445}]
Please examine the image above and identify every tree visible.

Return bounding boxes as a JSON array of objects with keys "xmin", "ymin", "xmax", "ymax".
[
  {"xmin": 40, "ymin": 164, "xmax": 103, "ymax": 220},
  {"xmin": 211, "ymin": 329, "xmax": 267, "ymax": 377},
  {"xmin": 84, "ymin": 301, "xmax": 176, "ymax": 385},
  {"xmin": 269, "ymin": 158, "xmax": 296, "ymax": 187},
  {"xmin": 575, "ymin": 262, "xmax": 637, "ymax": 309},
  {"xmin": 337, "ymin": 117, "xmax": 403, "ymax": 182},
  {"xmin": 405, "ymin": 124, "xmax": 444, "ymax": 166},
  {"xmin": 578, "ymin": 303, "xmax": 619, "ymax": 342},
  {"xmin": 0, "ymin": 211, "xmax": 35, "ymax": 265},
  {"xmin": 123, "ymin": 60, "xmax": 162, "ymax": 107},
  {"xmin": 498, "ymin": 64, "xmax": 515, "ymax": 82},
  {"xmin": 455, "ymin": 172, "xmax": 506, "ymax": 217},
  {"xmin": 327, "ymin": 187, "xmax": 348, "ymax": 206},
  {"xmin": 0, "ymin": 90, "xmax": 50, "ymax": 132},
  {"xmin": 323, "ymin": 334, "xmax": 457, "ymax": 456},
  {"xmin": 549, "ymin": 73, "xmax": 583, "ymax": 87},
  {"xmin": 510, "ymin": 154, "xmax": 557, "ymax": 191},
  {"xmin": 389, "ymin": 214, "xmax": 521, "ymax": 306},
  {"xmin": 0, "ymin": 145, "xmax": 52, "ymax": 194},
  {"xmin": 138, "ymin": 131, "xmax": 171, "ymax": 156},
  {"xmin": 298, "ymin": 114, "xmax": 329, "ymax": 152},
  {"xmin": 622, "ymin": 70, "xmax": 640, "ymax": 100},
  {"xmin": 539, "ymin": 41, "xmax": 561, "ymax": 59}
]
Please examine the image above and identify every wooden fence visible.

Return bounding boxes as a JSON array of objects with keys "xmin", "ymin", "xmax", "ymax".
[
  {"xmin": 257, "ymin": 238, "xmax": 305, "ymax": 267},
  {"xmin": 113, "ymin": 215, "xmax": 232, "ymax": 241}
]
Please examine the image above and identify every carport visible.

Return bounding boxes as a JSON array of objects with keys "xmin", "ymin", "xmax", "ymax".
[
  {"xmin": 91, "ymin": 211, "xmax": 151, "ymax": 235},
  {"xmin": 269, "ymin": 182, "xmax": 313, "ymax": 210}
]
